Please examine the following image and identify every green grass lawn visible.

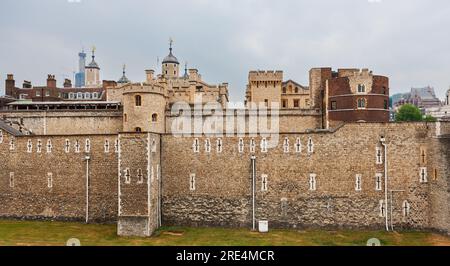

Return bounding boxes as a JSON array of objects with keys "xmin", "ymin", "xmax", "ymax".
[{"xmin": 0, "ymin": 220, "xmax": 449, "ymax": 246}]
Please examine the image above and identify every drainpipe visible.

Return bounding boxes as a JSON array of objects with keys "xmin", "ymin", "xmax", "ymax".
[
  {"xmin": 380, "ymin": 137, "xmax": 389, "ymax": 232},
  {"xmin": 251, "ymin": 155, "xmax": 256, "ymax": 231},
  {"xmin": 84, "ymin": 155, "xmax": 91, "ymax": 224}
]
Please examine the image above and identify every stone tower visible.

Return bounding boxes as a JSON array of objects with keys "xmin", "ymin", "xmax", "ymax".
[
  {"xmin": 246, "ymin": 70, "xmax": 283, "ymax": 108},
  {"xmin": 85, "ymin": 47, "xmax": 101, "ymax": 87},
  {"xmin": 161, "ymin": 40, "xmax": 180, "ymax": 79},
  {"xmin": 122, "ymin": 84, "xmax": 167, "ymax": 134}
]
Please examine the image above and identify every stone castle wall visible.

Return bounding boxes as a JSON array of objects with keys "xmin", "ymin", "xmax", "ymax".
[
  {"xmin": 1, "ymin": 122, "xmax": 449, "ymax": 236},
  {"xmin": 0, "ymin": 110, "xmax": 123, "ymax": 135},
  {"xmin": 0, "ymin": 133, "xmax": 118, "ymax": 222},
  {"xmin": 161, "ymin": 122, "xmax": 450, "ymax": 232}
]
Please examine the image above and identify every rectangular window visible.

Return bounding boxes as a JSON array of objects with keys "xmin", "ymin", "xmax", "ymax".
[
  {"xmin": 355, "ymin": 174, "xmax": 362, "ymax": 191},
  {"xmin": 45, "ymin": 90, "xmax": 50, "ymax": 97},
  {"xmin": 124, "ymin": 168, "xmax": 131, "ymax": 184},
  {"xmin": 376, "ymin": 147, "xmax": 383, "ymax": 165},
  {"xmin": 46, "ymin": 139, "xmax": 52, "ymax": 153},
  {"xmin": 205, "ymin": 138, "xmax": 211, "ymax": 153},
  {"xmin": 261, "ymin": 138, "xmax": 268, "ymax": 153},
  {"xmin": 85, "ymin": 139, "xmax": 91, "ymax": 153},
  {"xmin": 47, "ymin": 173, "xmax": 53, "ymax": 188},
  {"xmin": 282, "ymin": 99, "xmax": 288, "ymax": 108},
  {"xmin": 36, "ymin": 139, "xmax": 42, "ymax": 153},
  {"xmin": 114, "ymin": 139, "xmax": 119, "ymax": 153},
  {"xmin": 104, "ymin": 140, "xmax": 110, "ymax": 153},
  {"xmin": 379, "ymin": 200, "xmax": 386, "ymax": 217},
  {"xmin": 10, "ymin": 138, "xmax": 15, "ymax": 151},
  {"xmin": 238, "ymin": 138, "xmax": 244, "ymax": 153},
  {"xmin": 250, "ymin": 139, "xmax": 256, "ymax": 153},
  {"xmin": 193, "ymin": 138, "xmax": 200, "ymax": 153},
  {"xmin": 137, "ymin": 169, "xmax": 144, "ymax": 184},
  {"xmin": 294, "ymin": 99, "xmax": 300, "ymax": 108},
  {"xmin": 375, "ymin": 173, "xmax": 383, "ymax": 191},
  {"xmin": 309, "ymin": 174, "xmax": 317, "ymax": 191},
  {"xmin": 420, "ymin": 167, "xmax": 428, "ymax": 183},
  {"xmin": 190, "ymin": 174, "xmax": 196, "ymax": 191},
  {"xmin": 384, "ymin": 100, "xmax": 388, "ymax": 110},
  {"xmin": 295, "ymin": 138, "xmax": 302, "ymax": 153},
  {"xmin": 261, "ymin": 174, "xmax": 268, "ymax": 192},
  {"xmin": 27, "ymin": 139, "xmax": 33, "ymax": 153},
  {"xmin": 9, "ymin": 172, "xmax": 14, "ymax": 188},
  {"xmin": 307, "ymin": 137, "xmax": 314, "ymax": 154},
  {"xmin": 283, "ymin": 138, "xmax": 290, "ymax": 153},
  {"xmin": 216, "ymin": 138, "xmax": 223, "ymax": 153},
  {"xmin": 65, "ymin": 139, "xmax": 70, "ymax": 153},
  {"xmin": 36, "ymin": 91, "xmax": 41, "ymax": 97}
]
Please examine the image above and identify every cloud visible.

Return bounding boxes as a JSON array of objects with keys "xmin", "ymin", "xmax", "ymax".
[{"xmin": 0, "ymin": 0, "xmax": 449, "ymax": 101}]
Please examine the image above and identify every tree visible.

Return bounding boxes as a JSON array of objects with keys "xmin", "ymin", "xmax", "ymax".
[
  {"xmin": 395, "ymin": 104, "xmax": 423, "ymax": 122},
  {"xmin": 424, "ymin": 115, "xmax": 437, "ymax": 122}
]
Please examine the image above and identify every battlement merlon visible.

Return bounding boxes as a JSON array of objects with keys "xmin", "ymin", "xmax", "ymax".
[{"xmin": 248, "ymin": 70, "xmax": 283, "ymax": 82}]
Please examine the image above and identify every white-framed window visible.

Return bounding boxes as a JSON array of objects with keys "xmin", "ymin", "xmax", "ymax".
[
  {"xmin": 189, "ymin": 173, "xmax": 196, "ymax": 191},
  {"xmin": 309, "ymin": 174, "xmax": 317, "ymax": 191},
  {"xmin": 420, "ymin": 167, "xmax": 428, "ymax": 183},
  {"xmin": 124, "ymin": 168, "xmax": 131, "ymax": 184},
  {"xmin": 205, "ymin": 138, "xmax": 211, "ymax": 153},
  {"xmin": 355, "ymin": 174, "xmax": 362, "ymax": 191},
  {"xmin": 85, "ymin": 139, "xmax": 91, "ymax": 153},
  {"xmin": 74, "ymin": 140, "xmax": 80, "ymax": 153},
  {"xmin": 295, "ymin": 138, "xmax": 302, "ymax": 153},
  {"xmin": 9, "ymin": 172, "xmax": 14, "ymax": 188},
  {"xmin": 358, "ymin": 84, "xmax": 366, "ymax": 93},
  {"xmin": 151, "ymin": 139, "xmax": 157, "ymax": 153},
  {"xmin": 36, "ymin": 139, "xmax": 42, "ymax": 153},
  {"xmin": 216, "ymin": 138, "xmax": 223, "ymax": 153},
  {"xmin": 0, "ymin": 130, "xmax": 3, "ymax": 144},
  {"xmin": 379, "ymin": 200, "xmax": 386, "ymax": 217},
  {"xmin": 36, "ymin": 91, "xmax": 41, "ymax": 97},
  {"xmin": 77, "ymin": 92, "xmax": 83, "ymax": 99},
  {"xmin": 193, "ymin": 138, "xmax": 200, "ymax": 153},
  {"xmin": 46, "ymin": 139, "xmax": 52, "ymax": 153},
  {"xmin": 402, "ymin": 201, "xmax": 411, "ymax": 217},
  {"xmin": 69, "ymin": 92, "xmax": 74, "ymax": 99},
  {"xmin": 27, "ymin": 139, "xmax": 33, "ymax": 153},
  {"xmin": 375, "ymin": 173, "xmax": 383, "ymax": 191},
  {"xmin": 64, "ymin": 139, "xmax": 70, "ymax": 153},
  {"xmin": 93, "ymin": 92, "xmax": 99, "ymax": 99},
  {"xmin": 85, "ymin": 92, "xmax": 91, "ymax": 99},
  {"xmin": 283, "ymin": 137, "xmax": 290, "ymax": 153},
  {"xmin": 114, "ymin": 139, "xmax": 119, "ymax": 153},
  {"xmin": 104, "ymin": 140, "xmax": 110, "ymax": 153},
  {"xmin": 47, "ymin": 172, "xmax": 53, "ymax": 188},
  {"xmin": 250, "ymin": 138, "xmax": 256, "ymax": 153},
  {"xmin": 137, "ymin": 169, "xmax": 144, "ymax": 184},
  {"xmin": 261, "ymin": 174, "xmax": 268, "ymax": 192},
  {"xmin": 238, "ymin": 138, "xmax": 244, "ymax": 153},
  {"xmin": 376, "ymin": 146, "xmax": 383, "ymax": 165},
  {"xmin": 307, "ymin": 137, "xmax": 314, "ymax": 154},
  {"xmin": 261, "ymin": 138, "xmax": 268, "ymax": 153}
]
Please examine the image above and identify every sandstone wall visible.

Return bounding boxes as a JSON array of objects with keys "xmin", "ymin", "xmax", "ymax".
[
  {"xmin": 0, "ymin": 110, "xmax": 122, "ymax": 135},
  {"xmin": 161, "ymin": 123, "xmax": 449, "ymax": 231},
  {"xmin": 0, "ymin": 133, "xmax": 118, "ymax": 222}
]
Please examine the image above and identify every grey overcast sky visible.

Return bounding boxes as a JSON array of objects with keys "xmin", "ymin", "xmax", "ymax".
[{"xmin": 1, "ymin": 0, "xmax": 449, "ymax": 101}]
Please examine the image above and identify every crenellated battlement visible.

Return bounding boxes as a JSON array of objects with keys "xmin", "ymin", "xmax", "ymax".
[{"xmin": 248, "ymin": 70, "xmax": 283, "ymax": 82}]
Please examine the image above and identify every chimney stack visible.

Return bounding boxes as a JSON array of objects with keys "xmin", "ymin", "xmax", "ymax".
[
  {"xmin": 47, "ymin": 74, "xmax": 56, "ymax": 88},
  {"xmin": 64, "ymin": 79, "xmax": 72, "ymax": 88},
  {"xmin": 5, "ymin": 74, "xmax": 16, "ymax": 98},
  {"xmin": 145, "ymin": 69, "xmax": 155, "ymax": 83}
]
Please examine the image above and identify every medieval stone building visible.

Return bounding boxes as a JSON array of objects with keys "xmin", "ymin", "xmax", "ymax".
[{"xmin": 0, "ymin": 44, "xmax": 449, "ymax": 237}]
